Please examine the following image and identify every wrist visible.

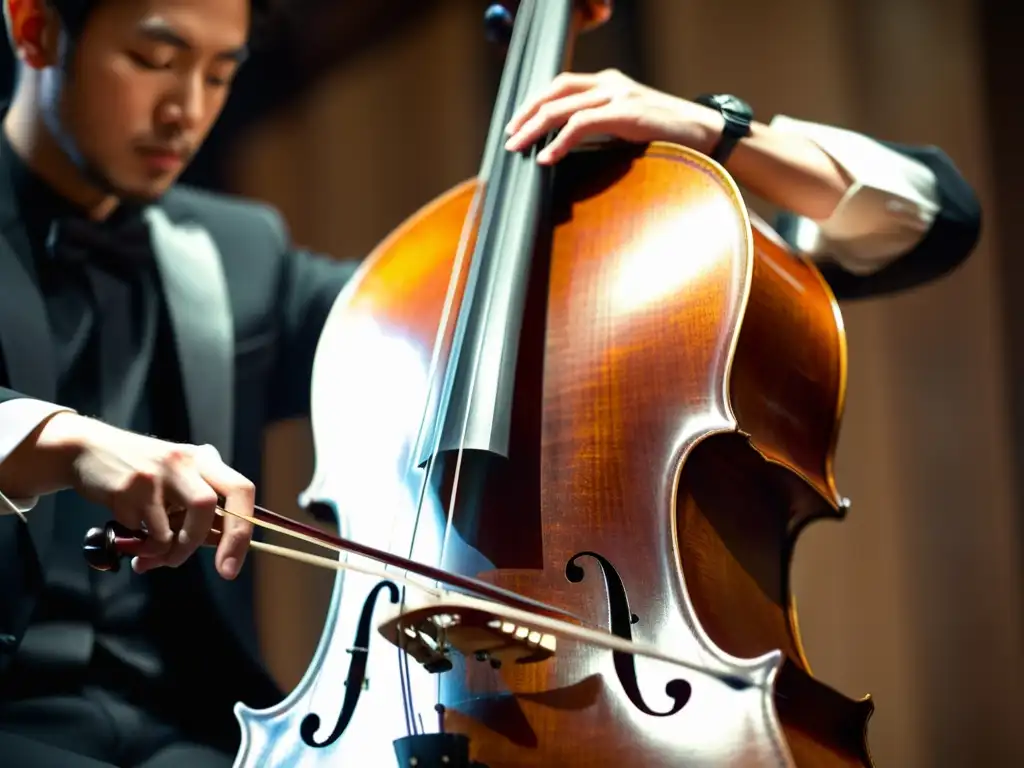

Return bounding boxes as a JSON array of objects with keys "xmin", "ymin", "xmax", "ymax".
[
  {"xmin": 694, "ymin": 104, "xmax": 727, "ymax": 156},
  {"xmin": 26, "ymin": 411, "xmax": 91, "ymax": 492},
  {"xmin": 693, "ymin": 94, "xmax": 754, "ymax": 166},
  {"xmin": 0, "ymin": 410, "xmax": 82, "ymax": 498}
]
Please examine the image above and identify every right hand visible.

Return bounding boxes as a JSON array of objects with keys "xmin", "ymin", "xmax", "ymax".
[{"xmin": 38, "ymin": 413, "xmax": 254, "ymax": 579}]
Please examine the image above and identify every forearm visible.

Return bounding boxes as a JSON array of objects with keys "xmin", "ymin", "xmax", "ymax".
[
  {"xmin": 0, "ymin": 396, "xmax": 80, "ymax": 501},
  {"xmin": 726, "ymin": 120, "xmax": 853, "ymax": 221}
]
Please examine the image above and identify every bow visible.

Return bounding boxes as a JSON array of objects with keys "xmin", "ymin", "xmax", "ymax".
[{"xmin": 46, "ymin": 212, "xmax": 155, "ymax": 277}]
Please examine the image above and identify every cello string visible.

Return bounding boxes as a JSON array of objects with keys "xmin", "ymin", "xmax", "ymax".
[
  {"xmin": 392, "ymin": 0, "xmax": 541, "ymax": 732},
  {"xmin": 412, "ymin": 0, "xmax": 539, "ymax": 590},
  {"xmin": 392, "ymin": 143, "xmax": 484, "ymax": 735},
  {"xmin": 404, "ymin": 0, "xmax": 539, "ymax": 557},
  {"xmin": 411, "ymin": 0, "xmax": 560, "ymax": 724},
  {"xmin": 397, "ymin": 624, "xmax": 414, "ymax": 736},
  {"xmin": 432, "ymin": 0, "xmax": 545, "ymax": 592},
  {"xmin": 388, "ymin": 0, "xmax": 544, "ymax": 715},
  {"xmin": 434, "ymin": 0, "xmax": 563, "ymax": 642},
  {"xmin": 427, "ymin": 10, "xmax": 539, "ymax": 711},
  {"xmin": 392, "ymin": 143, "xmax": 489, "ymax": 735}
]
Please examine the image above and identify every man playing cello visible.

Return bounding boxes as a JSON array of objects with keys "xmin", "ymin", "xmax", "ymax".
[{"xmin": 0, "ymin": 0, "xmax": 979, "ymax": 764}]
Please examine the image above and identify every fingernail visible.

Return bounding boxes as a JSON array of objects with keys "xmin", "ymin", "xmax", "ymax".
[{"xmin": 221, "ymin": 557, "xmax": 238, "ymax": 579}]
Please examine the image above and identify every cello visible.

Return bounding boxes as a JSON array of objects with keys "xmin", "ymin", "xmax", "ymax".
[{"xmin": 88, "ymin": 0, "xmax": 875, "ymax": 765}]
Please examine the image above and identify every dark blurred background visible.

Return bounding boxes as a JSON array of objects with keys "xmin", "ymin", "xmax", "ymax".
[{"xmin": 7, "ymin": 1, "xmax": 1021, "ymax": 765}]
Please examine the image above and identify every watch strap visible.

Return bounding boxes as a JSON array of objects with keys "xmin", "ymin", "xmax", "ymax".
[{"xmin": 694, "ymin": 94, "xmax": 753, "ymax": 165}]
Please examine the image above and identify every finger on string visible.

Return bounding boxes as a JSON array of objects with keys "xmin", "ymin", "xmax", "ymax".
[
  {"xmin": 505, "ymin": 72, "xmax": 597, "ymax": 134},
  {"xmin": 194, "ymin": 445, "xmax": 255, "ymax": 580},
  {"xmin": 505, "ymin": 88, "xmax": 614, "ymax": 152},
  {"xmin": 537, "ymin": 106, "xmax": 629, "ymax": 165}
]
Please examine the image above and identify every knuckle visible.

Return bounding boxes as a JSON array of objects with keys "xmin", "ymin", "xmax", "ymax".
[
  {"xmin": 238, "ymin": 478, "xmax": 256, "ymax": 500},
  {"xmin": 189, "ymin": 495, "xmax": 219, "ymax": 514},
  {"xmin": 137, "ymin": 519, "xmax": 173, "ymax": 548},
  {"xmin": 125, "ymin": 468, "xmax": 158, "ymax": 494},
  {"xmin": 162, "ymin": 447, "xmax": 189, "ymax": 464},
  {"xmin": 152, "ymin": 528, "xmax": 175, "ymax": 546},
  {"xmin": 197, "ymin": 443, "xmax": 222, "ymax": 461},
  {"xmin": 189, "ymin": 488, "xmax": 219, "ymax": 509},
  {"xmin": 162, "ymin": 451, "xmax": 196, "ymax": 476},
  {"xmin": 565, "ymin": 112, "xmax": 586, "ymax": 129}
]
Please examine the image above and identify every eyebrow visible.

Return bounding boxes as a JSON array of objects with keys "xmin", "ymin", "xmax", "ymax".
[{"xmin": 137, "ymin": 18, "xmax": 249, "ymax": 64}]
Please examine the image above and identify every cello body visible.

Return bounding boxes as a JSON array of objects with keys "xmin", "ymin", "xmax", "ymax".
[{"xmin": 233, "ymin": 138, "xmax": 873, "ymax": 765}]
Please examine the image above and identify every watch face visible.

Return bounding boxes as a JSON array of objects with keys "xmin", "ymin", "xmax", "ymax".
[{"xmin": 719, "ymin": 95, "xmax": 752, "ymax": 117}]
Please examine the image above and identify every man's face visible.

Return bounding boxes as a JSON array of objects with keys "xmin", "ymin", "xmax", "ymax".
[{"xmin": 44, "ymin": 0, "xmax": 250, "ymax": 202}]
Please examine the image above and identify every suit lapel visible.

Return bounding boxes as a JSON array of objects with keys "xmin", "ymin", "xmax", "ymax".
[
  {"xmin": 0, "ymin": 233, "xmax": 57, "ymax": 557},
  {"xmin": 145, "ymin": 207, "xmax": 235, "ymax": 464},
  {"xmin": 146, "ymin": 206, "xmax": 269, "ymax": 671}
]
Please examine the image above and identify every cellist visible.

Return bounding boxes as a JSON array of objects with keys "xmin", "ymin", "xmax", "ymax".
[{"xmin": 0, "ymin": 0, "xmax": 980, "ymax": 766}]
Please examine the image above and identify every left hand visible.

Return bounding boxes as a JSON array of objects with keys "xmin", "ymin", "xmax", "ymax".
[{"xmin": 504, "ymin": 69, "xmax": 725, "ymax": 164}]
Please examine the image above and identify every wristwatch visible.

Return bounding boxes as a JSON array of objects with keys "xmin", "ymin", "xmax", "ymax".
[{"xmin": 693, "ymin": 94, "xmax": 753, "ymax": 165}]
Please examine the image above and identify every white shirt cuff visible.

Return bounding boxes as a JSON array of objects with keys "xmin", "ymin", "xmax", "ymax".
[
  {"xmin": 0, "ymin": 398, "xmax": 76, "ymax": 516},
  {"xmin": 769, "ymin": 114, "xmax": 942, "ymax": 274}
]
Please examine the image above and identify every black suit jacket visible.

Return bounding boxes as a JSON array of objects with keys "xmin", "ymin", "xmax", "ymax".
[{"xmin": 0, "ymin": 181, "xmax": 357, "ymax": 735}]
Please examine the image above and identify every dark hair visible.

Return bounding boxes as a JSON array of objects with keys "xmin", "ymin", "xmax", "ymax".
[
  {"xmin": 48, "ymin": 0, "xmax": 89, "ymax": 34},
  {"xmin": 49, "ymin": 0, "xmax": 278, "ymax": 41}
]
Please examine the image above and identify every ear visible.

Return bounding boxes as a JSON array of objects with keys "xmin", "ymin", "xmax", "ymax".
[{"xmin": 4, "ymin": 0, "xmax": 62, "ymax": 69}]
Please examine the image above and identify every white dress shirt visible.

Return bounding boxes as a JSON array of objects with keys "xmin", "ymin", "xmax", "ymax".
[
  {"xmin": 0, "ymin": 116, "xmax": 943, "ymax": 517},
  {"xmin": 769, "ymin": 114, "xmax": 941, "ymax": 274}
]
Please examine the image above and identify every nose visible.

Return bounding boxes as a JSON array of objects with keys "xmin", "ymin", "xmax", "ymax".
[{"xmin": 159, "ymin": 71, "xmax": 205, "ymax": 133}]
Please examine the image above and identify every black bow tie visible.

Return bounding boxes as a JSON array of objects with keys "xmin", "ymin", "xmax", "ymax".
[{"xmin": 46, "ymin": 213, "xmax": 154, "ymax": 277}]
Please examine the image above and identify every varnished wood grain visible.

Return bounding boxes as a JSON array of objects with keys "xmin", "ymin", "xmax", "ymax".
[{"xmin": 245, "ymin": 141, "xmax": 867, "ymax": 766}]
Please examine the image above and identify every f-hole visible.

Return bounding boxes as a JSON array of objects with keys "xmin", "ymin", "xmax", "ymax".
[
  {"xmin": 300, "ymin": 580, "xmax": 400, "ymax": 747},
  {"xmin": 565, "ymin": 551, "xmax": 691, "ymax": 717}
]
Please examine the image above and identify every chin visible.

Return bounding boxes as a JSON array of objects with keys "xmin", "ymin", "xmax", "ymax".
[
  {"xmin": 82, "ymin": 162, "xmax": 174, "ymax": 206},
  {"xmin": 110, "ymin": 179, "xmax": 173, "ymax": 206}
]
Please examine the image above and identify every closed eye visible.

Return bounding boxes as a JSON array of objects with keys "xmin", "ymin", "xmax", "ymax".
[{"xmin": 128, "ymin": 50, "xmax": 172, "ymax": 71}]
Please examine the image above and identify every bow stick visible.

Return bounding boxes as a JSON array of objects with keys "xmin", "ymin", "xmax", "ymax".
[{"xmin": 84, "ymin": 503, "xmax": 761, "ymax": 691}]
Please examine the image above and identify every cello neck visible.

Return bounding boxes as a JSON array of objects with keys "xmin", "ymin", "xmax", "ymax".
[
  {"xmin": 415, "ymin": 0, "xmax": 582, "ymax": 466},
  {"xmin": 476, "ymin": 1, "xmax": 578, "ymax": 180}
]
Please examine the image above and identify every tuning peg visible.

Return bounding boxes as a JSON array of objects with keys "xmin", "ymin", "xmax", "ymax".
[{"xmin": 484, "ymin": 4, "xmax": 514, "ymax": 46}]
